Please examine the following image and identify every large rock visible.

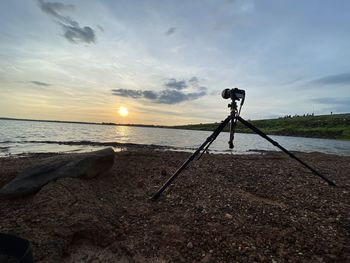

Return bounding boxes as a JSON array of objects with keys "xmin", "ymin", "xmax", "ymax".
[{"xmin": 0, "ymin": 148, "xmax": 115, "ymax": 198}]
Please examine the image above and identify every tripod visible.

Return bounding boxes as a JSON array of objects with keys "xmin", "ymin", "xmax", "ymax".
[{"xmin": 151, "ymin": 92, "xmax": 336, "ymax": 200}]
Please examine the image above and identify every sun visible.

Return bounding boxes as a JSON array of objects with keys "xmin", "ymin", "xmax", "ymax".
[{"xmin": 118, "ymin": 106, "xmax": 129, "ymax": 117}]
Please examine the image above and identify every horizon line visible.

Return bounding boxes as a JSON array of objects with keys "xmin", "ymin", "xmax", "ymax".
[{"xmin": 1, "ymin": 113, "xmax": 349, "ymax": 128}]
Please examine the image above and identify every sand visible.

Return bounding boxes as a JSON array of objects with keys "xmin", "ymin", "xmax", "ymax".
[{"xmin": 0, "ymin": 149, "xmax": 349, "ymax": 262}]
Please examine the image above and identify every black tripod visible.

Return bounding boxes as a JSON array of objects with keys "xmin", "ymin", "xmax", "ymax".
[{"xmin": 151, "ymin": 89, "xmax": 336, "ymax": 200}]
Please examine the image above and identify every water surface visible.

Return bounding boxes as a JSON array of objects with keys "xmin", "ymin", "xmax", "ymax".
[{"xmin": 1, "ymin": 119, "xmax": 349, "ymax": 156}]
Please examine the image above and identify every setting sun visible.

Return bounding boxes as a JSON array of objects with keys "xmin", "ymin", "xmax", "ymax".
[{"xmin": 118, "ymin": 106, "xmax": 129, "ymax": 117}]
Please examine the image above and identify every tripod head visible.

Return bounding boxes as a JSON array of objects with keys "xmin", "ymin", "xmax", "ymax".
[{"xmin": 222, "ymin": 88, "xmax": 246, "ymax": 149}]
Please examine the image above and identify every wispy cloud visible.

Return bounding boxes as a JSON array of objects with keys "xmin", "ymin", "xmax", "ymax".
[
  {"xmin": 165, "ymin": 27, "xmax": 176, "ymax": 35},
  {"xmin": 28, "ymin": 80, "xmax": 51, "ymax": 86},
  {"xmin": 111, "ymin": 89, "xmax": 143, "ymax": 98},
  {"xmin": 97, "ymin": 25, "xmax": 104, "ymax": 32},
  {"xmin": 37, "ymin": 0, "xmax": 96, "ymax": 44},
  {"xmin": 111, "ymin": 77, "xmax": 207, "ymax": 104},
  {"xmin": 312, "ymin": 72, "xmax": 350, "ymax": 85},
  {"xmin": 37, "ymin": 0, "xmax": 75, "ymax": 18}
]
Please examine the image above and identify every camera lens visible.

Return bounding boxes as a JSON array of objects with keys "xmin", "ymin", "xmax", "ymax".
[{"xmin": 221, "ymin": 89, "xmax": 231, "ymax": 99}]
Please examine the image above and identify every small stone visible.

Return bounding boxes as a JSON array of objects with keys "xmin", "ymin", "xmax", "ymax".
[
  {"xmin": 225, "ymin": 213, "xmax": 233, "ymax": 219},
  {"xmin": 201, "ymin": 254, "xmax": 211, "ymax": 263},
  {"xmin": 187, "ymin": 242, "xmax": 193, "ymax": 249}
]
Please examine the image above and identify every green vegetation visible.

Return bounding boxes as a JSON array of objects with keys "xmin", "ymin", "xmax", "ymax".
[{"xmin": 172, "ymin": 113, "xmax": 350, "ymax": 140}]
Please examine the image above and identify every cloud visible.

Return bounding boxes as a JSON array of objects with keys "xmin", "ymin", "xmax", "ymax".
[
  {"xmin": 165, "ymin": 27, "xmax": 176, "ymax": 35},
  {"xmin": 142, "ymin": 90, "xmax": 158, "ymax": 100},
  {"xmin": 37, "ymin": 0, "xmax": 96, "ymax": 44},
  {"xmin": 111, "ymin": 89, "xmax": 143, "ymax": 98},
  {"xmin": 164, "ymin": 78, "xmax": 187, "ymax": 90},
  {"xmin": 158, "ymin": 89, "xmax": 206, "ymax": 104},
  {"xmin": 60, "ymin": 23, "xmax": 96, "ymax": 43},
  {"xmin": 188, "ymin": 76, "xmax": 198, "ymax": 84},
  {"xmin": 111, "ymin": 77, "xmax": 207, "ymax": 104},
  {"xmin": 37, "ymin": 0, "xmax": 75, "ymax": 19},
  {"xmin": 312, "ymin": 72, "xmax": 350, "ymax": 85},
  {"xmin": 28, "ymin": 81, "xmax": 51, "ymax": 86}
]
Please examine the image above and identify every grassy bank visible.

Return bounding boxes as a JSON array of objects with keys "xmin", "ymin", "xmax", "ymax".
[{"xmin": 172, "ymin": 113, "xmax": 350, "ymax": 140}]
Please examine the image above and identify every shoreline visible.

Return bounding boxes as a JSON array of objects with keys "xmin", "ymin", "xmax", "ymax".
[
  {"xmin": 1, "ymin": 146, "xmax": 346, "ymax": 159},
  {"xmin": 1, "ymin": 149, "xmax": 349, "ymax": 261},
  {"xmin": 1, "ymin": 139, "xmax": 350, "ymax": 158}
]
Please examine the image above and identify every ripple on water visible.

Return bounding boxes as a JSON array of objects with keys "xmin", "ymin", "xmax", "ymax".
[{"xmin": 1, "ymin": 119, "xmax": 350, "ymax": 156}]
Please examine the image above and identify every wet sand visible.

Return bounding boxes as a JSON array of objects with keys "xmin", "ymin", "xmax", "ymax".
[{"xmin": 1, "ymin": 149, "xmax": 350, "ymax": 262}]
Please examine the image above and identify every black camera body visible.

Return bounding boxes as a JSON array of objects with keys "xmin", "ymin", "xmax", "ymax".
[{"xmin": 222, "ymin": 88, "xmax": 245, "ymax": 101}]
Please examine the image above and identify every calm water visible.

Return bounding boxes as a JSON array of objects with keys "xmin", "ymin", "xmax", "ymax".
[{"xmin": 0, "ymin": 119, "xmax": 350, "ymax": 156}]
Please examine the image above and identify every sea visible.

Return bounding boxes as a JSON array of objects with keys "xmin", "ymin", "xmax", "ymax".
[{"xmin": 0, "ymin": 119, "xmax": 350, "ymax": 157}]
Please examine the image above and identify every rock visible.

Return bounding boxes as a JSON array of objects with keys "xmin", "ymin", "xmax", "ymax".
[
  {"xmin": 224, "ymin": 213, "xmax": 233, "ymax": 219},
  {"xmin": 0, "ymin": 148, "xmax": 115, "ymax": 198},
  {"xmin": 201, "ymin": 253, "xmax": 211, "ymax": 263},
  {"xmin": 187, "ymin": 242, "xmax": 193, "ymax": 249}
]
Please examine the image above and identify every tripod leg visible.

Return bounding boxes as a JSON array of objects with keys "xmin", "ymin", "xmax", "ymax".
[
  {"xmin": 197, "ymin": 137, "xmax": 215, "ymax": 160},
  {"xmin": 150, "ymin": 116, "xmax": 232, "ymax": 200},
  {"xmin": 237, "ymin": 116, "xmax": 336, "ymax": 186},
  {"xmin": 228, "ymin": 112, "xmax": 238, "ymax": 149},
  {"xmin": 197, "ymin": 121, "xmax": 227, "ymax": 160}
]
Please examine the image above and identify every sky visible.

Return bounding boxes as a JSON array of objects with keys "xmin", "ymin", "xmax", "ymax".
[{"xmin": 0, "ymin": 0, "xmax": 349, "ymax": 125}]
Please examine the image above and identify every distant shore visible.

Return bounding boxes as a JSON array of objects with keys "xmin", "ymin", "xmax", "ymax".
[
  {"xmin": 172, "ymin": 113, "xmax": 350, "ymax": 140},
  {"xmin": 1, "ymin": 113, "xmax": 350, "ymax": 140},
  {"xmin": 0, "ymin": 117, "xmax": 167, "ymax": 129},
  {"xmin": 1, "ymin": 149, "xmax": 349, "ymax": 261}
]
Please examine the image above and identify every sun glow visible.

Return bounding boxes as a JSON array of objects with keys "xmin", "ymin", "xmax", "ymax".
[{"xmin": 118, "ymin": 106, "xmax": 129, "ymax": 117}]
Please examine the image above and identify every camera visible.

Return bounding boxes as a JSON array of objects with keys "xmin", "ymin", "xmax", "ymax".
[{"xmin": 221, "ymin": 88, "xmax": 245, "ymax": 101}]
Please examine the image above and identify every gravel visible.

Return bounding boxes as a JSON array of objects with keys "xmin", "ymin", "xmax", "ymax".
[{"xmin": 0, "ymin": 149, "xmax": 349, "ymax": 262}]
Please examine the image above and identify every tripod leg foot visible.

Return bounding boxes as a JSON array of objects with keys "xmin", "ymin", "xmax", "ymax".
[
  {"xmin": 149, "ymin": 192, "xmax": 161, "ymax": 201},
  {"xmin": 229, "ymin": 141, "xmax": 234, "ymax": 149}
]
